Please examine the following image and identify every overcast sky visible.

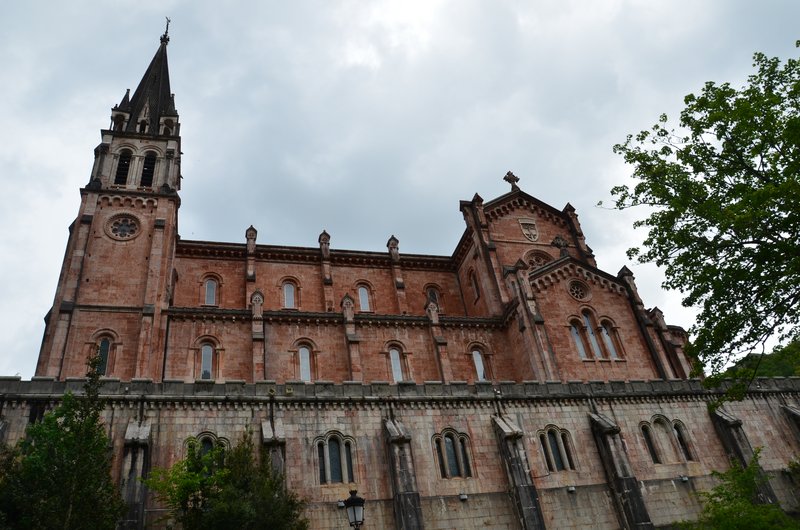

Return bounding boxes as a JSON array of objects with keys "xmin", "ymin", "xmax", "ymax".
[{"xmin": 0, "ymin": 1, "xmax": 797, "ymax": 379}]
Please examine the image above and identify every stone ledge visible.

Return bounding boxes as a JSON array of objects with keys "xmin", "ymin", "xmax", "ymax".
[{"xmin": 0, "ymin": 377, "xmax": 795, "ymax": 402}]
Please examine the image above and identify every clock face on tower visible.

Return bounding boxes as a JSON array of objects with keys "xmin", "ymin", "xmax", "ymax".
[{"xmin": 105, "ymin": 214, "xmax": 141, "ymax": 241}]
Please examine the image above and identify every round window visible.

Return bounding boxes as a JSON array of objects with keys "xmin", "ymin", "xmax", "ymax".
[
  {"xmin": 105, "ymin": 214, "xmax": 141, "ymax": 241},
  {"xmin": 568, "ymin": 280, "xmax": 591, "ymax": 301}
]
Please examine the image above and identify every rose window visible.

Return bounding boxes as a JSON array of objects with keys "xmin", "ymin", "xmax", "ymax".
[
  {"xmin": 528, "ymin": 251, "xmax": 552, "ymax": 269},
  {"xmin": 105, "ymin": 215, "xmax": 141, "ymax": 240},
  {"xmin": 568, "ymin": 280, "xmax": 590, "ymax": 301}
]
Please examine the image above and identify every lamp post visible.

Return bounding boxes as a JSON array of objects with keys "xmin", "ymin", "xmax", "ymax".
[{"xmin": 343, "ymin": 489, "xmax": 365, "ymax": 528}]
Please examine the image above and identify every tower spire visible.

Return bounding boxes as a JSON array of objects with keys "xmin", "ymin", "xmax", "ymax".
[{"xmin": 111, "ymin": 28, "xmax": 177, "ymax": 136}]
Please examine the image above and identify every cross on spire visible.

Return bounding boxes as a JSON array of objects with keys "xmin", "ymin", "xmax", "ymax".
[
  {"xmin": 161, "ymin": 17, "xmax": 171, "ymax": 44},
  {"xmin": 503, "ymin": 171, "xmax": 520, "ymax": 191}
]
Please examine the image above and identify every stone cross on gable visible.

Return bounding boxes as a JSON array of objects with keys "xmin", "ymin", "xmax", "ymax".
[{"xmin": 503, "ymin": 171, "xmax": 520, "ymax": 191}]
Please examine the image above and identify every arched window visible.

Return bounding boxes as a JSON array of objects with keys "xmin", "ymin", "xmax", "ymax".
[
  {"xmin": 641, "ymin": 424, "xmax": 660, "ymax": 464},
  {"xmin": 97, "ymin": 337, "xmax": 111, "ymax": 376},
  {"xmin": 283, "ymin": 281, "xmax": 297, "ymax": 309},
  {"xmin": 138, "ymin": 120, "xmax": 147, "ymax": 133},
  {"xmin": 433, "ymin": 429, "xmax": 473, "ymax": 479},
  {"xmin": 570, "ymin": 320, "xmax": 589, "ymax": 359},
  {"xmin": 316, "ymin": 433, "xmax": 356, "ymax": 484},
  {"xmin": 600, "ymin": 320, "xmax": 622, "ymax": 360},
  {"xmin": 114, "ymin": 149, "xmax": 132, "ymax": 185},
  {"xmin": 425, "ymin": 286, "xmax": 443, "ymax": 311},
  {"xmin": 538, "ymin": 426, "xmax": 576, "ymax": 473},
  {"xmin": 140, "ymin": 151, "xmax": 156, "ymax": 187},
  {"xmin": 526, "ymin": 250, "xmax": 553, "ymax": 269},
  {"xmin": 204, "ymin": 278, "xmax": 218, "ymax": 305},
  {"xmin": 200, "ymin": 343, "xmax": 214, "ymax": 380},
  {"xmin": 673, "ymin": 422, "xmax": 694, "ymax": 462},
  {"xmin": 298, "ymin": 345, "xmax": 313, "ymax": 382},
  {"xmin": 389, "ymin": 346, "xmax": 405, "ymax": 382},
  {"xmin": 582, "ymin": 311, "xmax": 604, "ymax": 358},
  {"xmin": 653, "ymin": 417, "xmax": 679, "ymax": 463},
  {"xmin": 472, "ymin": 349, "xmax": 488, "ymax": 381},
  {"xmin": 186, "ymin": 432, "xmax": 230, "ymax": 458},
  {"xmin": 357, "ymin": 285, "xmax": 371, "ymax": 312}
]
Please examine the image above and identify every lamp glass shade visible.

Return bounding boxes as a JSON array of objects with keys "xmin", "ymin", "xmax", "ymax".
[{"xmin": 347, "ymin": 505, "xmax": 364, "ymax": 525}]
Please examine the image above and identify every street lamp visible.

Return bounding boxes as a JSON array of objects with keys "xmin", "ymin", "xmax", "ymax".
[{"xmin": 343, "ymin": 489, "xmax": 365, "ymax": 528}]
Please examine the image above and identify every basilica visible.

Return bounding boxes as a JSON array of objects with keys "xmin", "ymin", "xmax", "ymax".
[{"xmin": 2, "ymin": 31, "xmax": 799, "ymax": 529}]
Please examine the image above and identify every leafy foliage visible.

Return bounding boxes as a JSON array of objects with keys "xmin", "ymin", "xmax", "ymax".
[
  {"xmin": 0, "ymin": 355, "xmax": 125, "ymax": 529},
  {"xmin": 680, "ymin": 449, "xmax": 799, "ymax": 529},
  {"xmin": 723, "ymin": 340, "xmax": 800, "ymax": 379},
  {"xmin": 610, "ymin": 43, "xmax": 800, "ymax": 377},
  {"xmin": 145, "ymin": 430, "xmax": 308, "ymax": 530}
]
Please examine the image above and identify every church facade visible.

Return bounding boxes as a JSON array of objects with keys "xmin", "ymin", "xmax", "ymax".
[{"xmin": 2, "ymin": 33, "xmax": 800, "ymax": 529}]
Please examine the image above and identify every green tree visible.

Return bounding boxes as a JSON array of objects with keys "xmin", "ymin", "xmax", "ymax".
[
  {"xmin": 0, "ymin": 355, "xmax": 125, "ymax": 529},
  {"xmin": 145, "ymin": 430, "xmax": 308, "ymax": 530},
  {"xmin": 680, "ymin": 449, "xmax": 799, "ymax": 529},
  {"xmin": 610, "ymin": 43, "xmax": 800, "ymax": 377},
  {"xmin": 724, "ymin": 340, "xmax": 800, "ymax": 379}
]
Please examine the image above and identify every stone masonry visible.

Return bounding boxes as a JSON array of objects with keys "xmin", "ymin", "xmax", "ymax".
[{"xmin": 2, "ymin": 32, "xmax": 799, "ymax": 529}]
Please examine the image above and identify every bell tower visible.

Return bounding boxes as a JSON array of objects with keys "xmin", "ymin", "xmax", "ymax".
[{"xmin": 37, "ymin": 28, "xmax": 182, "ymax": 381}]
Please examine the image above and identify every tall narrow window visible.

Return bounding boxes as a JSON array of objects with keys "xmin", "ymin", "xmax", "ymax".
[
  {"xmin": 601, "ymin": 322, "xmax": 620, "ymax": 359},
  {"xmin": 435, "ymin": 439, "xmax": 447, "ymax": 477},
  {"xmin": 460, "ymin": 438, "xmax": 472, "ymax": 477},
  {"xmin": 570, "ymin": 322, "xmax": 589, "ymax": 359},
  {"xmin": 427, "ymin": 287, "xmax": 440, "ymax": 306},
  {"xmin": 328, "ymin": 438, "xmax": 342, "ymax": 483},
  {"xmin": 317, "ymin": 442, "xmax": 326, "ymax": 483},
  {"xmin": 674, "ymin": 423, "xmax": 693, "ymax": 461},
  {"xmin": 140, "ymin": 151, "xmax": 156, "ymax": 187},
  {"xmin": 200, "ymin": 437, "xmax": 214, "ymax": 456},
  {"xmin": 540, "ymin": 434, "xmax": 554, "ymax": 472},
  {"xmin": 283, "ymin": 282, "xmax": 296, "ymax": 309},
  {"xmin": 114, "ymin": 150, "xmax": 132, "ymax": 185},
  {"xmin": 389, "ymin": 347, "xmax": 404, "ymax": 382},
  {"xmin": 345, "ymin": 441, "xmax": 354, "ymax": 481},
  {"xmin": 548, "ymin": 430, "xmax": 566, "ymax": 471},
  {"xmin": 469, "ymin": 271, "xmax": 480, "ymax": 301},
  {"xmin": 444, "ymin": 434, "xmax": 460, "ymax": 477},
  {"xmin": 562, "ymin": 432, "xmax": 576, "ymax": 470},
  {"xmin": 358, "ymin": 285, "xmax": 371, "ymax": 312},
  {"xmin": 583, "ymin": 312, "xmax": 604, "ymax": 358},
  {"xmin": 472, "ymin": 350, "xmax": 487, "ymax": 381},
  {"xmin": 200, "ymin": 344, "xmax": 213, "ymax": 380},
  {"xmin": 97, "ymin": 338, "xmax": 110, "ymax": 376},
  {"xmin": 642, "ymin": 425, "xmax": 660, "ymax": 464},
  {"xmin": 299, "ymin": 346, "xmax": 312, "ymax": 382},
  {"xmin": 204, "ymin": 278, "xmax": 217, "ymax": 305}
]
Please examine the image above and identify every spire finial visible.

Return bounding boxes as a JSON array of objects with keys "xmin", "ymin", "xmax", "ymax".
[
  {"xmin": 161, "ymin": 17, "xmax": 171, "ymax": 44},
  {"xmin": 504, "ymin": 171, "xmax": 520, "ymax": 191}
]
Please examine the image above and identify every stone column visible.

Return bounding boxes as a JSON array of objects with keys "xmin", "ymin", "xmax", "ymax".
[
  {"xmin": 384, "ymin": 417, "xmax": 424, "ymax": 530},
  {"xmin": 387, "ymin": 236, "xmax": 409, "ymax": 314},
  {"xmin": 262, "ymin": 409, "xmax": 286, "ymax": 476},
  {"xmin": 120, "ymin": 420, "xmax": 151, "ymax": 530},
  {"xmin": 319, "ymin": 231, "xmax": 335, "ymax": 312},
  {"xmin": 425, "ymin": 300, "xmax": 452, "ymax": 382},
  {"xmin": 342, "ymin": 295, "xmax": 363, "ymax": 381},
  {"xmin": 589, "ymin": 412, "xmax": 654, "ymax": 530},
  {"xmin": 711, "ymin": 407, "xmax": 778, "ymax": 504},
  {"xmin": 492, "ymin": 414, "xmax": 546, "ymax": 530}
]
